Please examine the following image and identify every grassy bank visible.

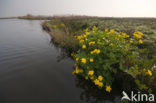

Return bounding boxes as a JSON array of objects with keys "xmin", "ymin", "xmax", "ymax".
[
  {"xmin": 42, "ymin": 16, "xmax": 156, "ymax": 57},
  {"xmin": 42, "ymin": 16, "xmax": 156, "ymax": 93}
]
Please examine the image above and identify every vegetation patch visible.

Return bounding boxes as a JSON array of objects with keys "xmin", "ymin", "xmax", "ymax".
[
  {"xmin": 42, "ymin": 16, "xmax": 156, "ymax": 93},
  {"xmin": 72, "ymin": 27, "xmax": 156, "ymax": 93}
]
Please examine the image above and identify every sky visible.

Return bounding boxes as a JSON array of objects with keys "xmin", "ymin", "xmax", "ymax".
[{"xmin": 0, "ymin": 0, "xmax": 156, "ymax": 17}]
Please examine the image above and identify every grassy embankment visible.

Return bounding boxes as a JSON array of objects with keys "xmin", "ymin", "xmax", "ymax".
[
  {"xmin": 42, "ymin": 16, "xmax": 156, "ymax": 93},
  {"xmin": 42, "ymin": 16, "xmax": 156, "ymax": 57}
]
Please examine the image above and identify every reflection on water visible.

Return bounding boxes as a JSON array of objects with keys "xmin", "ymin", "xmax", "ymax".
[
  {"xmin": 0, "ymin": 19, "xmax": 136, "ymax": 103},
  {"xmin": 73, "ymin": 71, "xmax": 137, "ymax": 103}
]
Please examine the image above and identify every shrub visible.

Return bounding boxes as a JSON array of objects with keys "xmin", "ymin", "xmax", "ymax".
[{"xmin": 72, "ymin": 26, "xmax": 155, "ymax": 93}]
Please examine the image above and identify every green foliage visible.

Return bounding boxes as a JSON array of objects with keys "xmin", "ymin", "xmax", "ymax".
[{"xmin": 72, "ymin": 27, "xmax": 145, "ymax": 92}]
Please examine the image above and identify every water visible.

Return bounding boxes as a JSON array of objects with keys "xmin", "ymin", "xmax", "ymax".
[{"xmin": 0, "ymin": 19, "xmax": 123, "ymax": 103}]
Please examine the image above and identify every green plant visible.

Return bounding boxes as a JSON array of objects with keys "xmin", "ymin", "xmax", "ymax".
[{"xmin": 72, "ymin": 26, "xmax": 156, "ymax": 93}]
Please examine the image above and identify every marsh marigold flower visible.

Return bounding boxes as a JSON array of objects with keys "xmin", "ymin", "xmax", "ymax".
[
  {"xmin": 82, "ymin": 45, "xmax": 86, "ymax": 49},
  {"xmin": 76, "ymin": 58, "xmax": 79, "ymax": 62},
  {"xmin": 133, "ymin": 32, "xmax": 143, "ymax": 39},
  {"xmin": 90, "ymin": 58, "xmax": 94, "ymax": 62},
  {"xmin": 139, "ymin": 40, "xmax": 143, "ymax": 44},
  {"xmin": 94, "ymin": 79, "xmax": 100, "ymax": 85},
  {"xmin": 78, "ymin": 69, "xmax": 83, "ymax": 73},
  {"xmin": 85, "ymin": 28, "xmax": 89, "ymax": 32},
  {"xmin": 61, "ymin": 24, "xmax": 65, "ymax": 27},
  {"xmin": 106, "ymin": 86, "xmax": 112, "ymax": 92},
  {"xmin": 77, "ymin": 36, "xmax": 83, "ymax": 40},
  {"xmin": 90, "ymin": 51, "xmax": 94, "ymax": 54},
  {"xmin": 146, "ymin": 70, "xmax": 152, "ymax": 76},
  {"xmin": 93, "ymin": 26, "xmax": 97, "ymax": 29},
  {"xmin": 130, "ymin": 40, "xmax": 133, "ymax": 44},
  {"xmin": 98, "ymin": 75, "xmax": 103, "ymax": 81},
  {"xmin": 85, "ymin": 32, "xmax": 89, "ymax": 36},
  {"xmin": 88, "ymin": 70, "xmax": 94, "ymax": 76},
  {"xmin": 96, "ymin": 49, "xmax": 100, "ymax": 54},
  {"xmin": 105, "ymin": 28, "xmax": 108, "ymax": 32},
  {"xmin": 71, "ymin": 52, "xmax": 74, "ymax": 57},
  {"xmin": 98, "ymin": 82, "xmax": 104, "ymax": 87},
  {"xmin": 90, "ymin": 76, "xmax": 94, "ymax": 79},
  {"xmin": 89, "ymin": 41, "xmax": 95, "ymax": 46},
  {"xmin": 110, "ymin": 29, "xmax": 115, "ymax": 33},
  {"xmin": 81, "ymin": 58, "xmax": 86, "ymax": 64},
  {"xmin": 80, "ymin": 40, "xmax": 84, "ymax": 43},
  {"xmin": 84, "ymin": 35, "xmax": 87, "ymax": 38}
]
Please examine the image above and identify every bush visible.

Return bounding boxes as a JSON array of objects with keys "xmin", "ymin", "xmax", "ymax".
[{"xmin": 72, "ymin": 26, "xmax": 155, "ymax": 93}]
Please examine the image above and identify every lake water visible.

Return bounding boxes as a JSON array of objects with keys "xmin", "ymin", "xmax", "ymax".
[{"xmin": 0, "ymin": 19, "xmax": 123, "ymax": 103}]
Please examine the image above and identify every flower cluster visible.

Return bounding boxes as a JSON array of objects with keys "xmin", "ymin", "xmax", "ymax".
[
  {"xmin": 52, "ymin": 23, "xmax": 65, "ymax": 29},
  {"xmin": 72, "ymin": 27, "xmax": 145, "ymax": 93}
]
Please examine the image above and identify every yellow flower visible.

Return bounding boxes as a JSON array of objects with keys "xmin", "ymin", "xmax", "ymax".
[
  {"xmin": 85, "ymin": 76, "xmax": 88, "ymax": 80},
  {"xmin": 146, "ymin": 70, "xmax": 152, "ymax": 76},
  {"xmin": 80, "ymin": 40, "xmax": 84, "ymax": 43},
  {"xmin": 71, "ymin": 52, "xmax": 74, "ymax": 57},
  {"xmin": 90, "ymin": 76, "xmax": 94, "ymax": 79},
  {"xmin": 130, "ymin": 40, "xmax": 133, "ymax": 44},
  {"xmin": 94, "ymin": 79, "xmax": 100, "ymax": 85},
  {"xmin": 79, "ymin": 69, "xmax": 84, "ymax": 73},
  {"xmin": 92, "ymin": 41, "xmax": 95, "ymax": 45},
  {"xmin": 110, "ymin": 29, "xmax": 115, "ymax": 33},
  {"xmin": 85, "ymin": 32, "xmax": 89, "ymax": 36},
  {"xmin": 133, "ymin": 32, "xmax": 142, "ymax": 39},
  {"xmin": 92, "ymin": 31, "xmax": 95, "ymax": 34},
  {"xmin": 105, "ymin": 28, "xmax": 108, "ymax": 32},
  {"xmin": 82, "ymin": 45, "xmax": 86, "ymax": 49},
  {"xmin": 76, "ymin": 58, "xmax": 79, "ymax": 62},
  {"xmin": 88, "ymin": 70, "xmax": 94, "ymax": 76},
  {"xmin": 122, "ymin": 33, "xmax": 129, "ymax": 38},
  {"xmin": 115, "ymin": 37, "xmax": 119, "ymax": 40},
  {"xmin": 61, "ymin": 24, "xmax": 65, "ymax": 27},
  {"xmin": 93, "ymin": 26, "xmax": 97, "ymax": 29},
  {"xmin": 81, "ymin": 58, "xmax": 86, "ymax": 64},
  {"xmin": 75, "ymin": 68, "xmax": 79, "ymax": 74},
  {"xmin": 90, "ymin": 58, "xmax": 94, "ymax": 62},
  {"xmin": 134, "ymin": 31, "xmax": 143, "ymax": 36},
  {"xmin": 98, "ymin": 75, "xmax": 103, "ymax": 81},
  {"xmin": 136, "ymin": 34, "xmax": 142, "ymax": 38},
  {"xmin": 98, "ymin": 82, "xmax": 104, "ymax": 87},
  {"xmin": 77, "ymin": 36, "xmax": 83, "ymax": 40},
  {"xmin": 96, "ymin": 49, "xmax": 100, "ymax": 54},
  {"xmin": 90, "ymin": 51, "xmax": 94, "ymax": 54},
  {"xmin": 85, "ymin": 28, "xmax": 89, "ymax": 32},
  {"xmin": 139, "ymin": 40, "xmax": 143, "ymax": 44},
  {"xmin": 106, "ymin": 86, "xmax": 112, "ymax": 92},
  {"xmin": 84, "ymin": 35, "xmax": 87, "ymax": 38},
  {"xmin": 72, "ymin": 70, "xmax": 76, "ymax": 74},
  {"xmin": 110, "ymin": 43, "xmax": 114, "ymax": 47},
  {"xmin": 89, "ymin": 41, "xmax": 95, "ymax": 46}
]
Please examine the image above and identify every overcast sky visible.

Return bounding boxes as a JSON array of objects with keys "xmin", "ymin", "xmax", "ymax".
[{"xmin": 0, "ymin": 0, "xmax": 156, "ymax": 17}]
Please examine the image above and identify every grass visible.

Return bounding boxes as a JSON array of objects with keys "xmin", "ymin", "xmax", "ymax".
[{"xmin": 42, "ymin": 16, "xmax": 156, "ymax": 57}]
